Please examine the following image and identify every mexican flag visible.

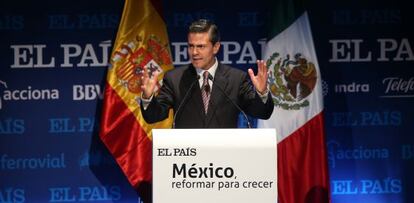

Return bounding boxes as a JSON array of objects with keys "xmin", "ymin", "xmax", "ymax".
[{"xmin": 258, "ymin": 2, "xmax": 330, "ymax": 203}]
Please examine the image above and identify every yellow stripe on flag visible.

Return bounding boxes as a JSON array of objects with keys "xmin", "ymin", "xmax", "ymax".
[{"xmin": 107, "ymin": 0, "xmax": 173, "ymax": 138}]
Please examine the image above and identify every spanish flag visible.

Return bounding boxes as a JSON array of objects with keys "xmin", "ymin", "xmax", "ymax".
[{"xmin": 99, "ymin": 0, "xmax": 173, "ymax": 198}]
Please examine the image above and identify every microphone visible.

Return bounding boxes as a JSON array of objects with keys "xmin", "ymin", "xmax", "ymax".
[
  {"xmin": 207, "ymin": 74, "xmax": 252, "ymax": 128},
  {"xmin": 173, "ymin": 75, "xmax": 200, "ymax": 128}
]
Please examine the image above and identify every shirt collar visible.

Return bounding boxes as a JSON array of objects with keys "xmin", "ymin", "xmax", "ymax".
[{"xmin": 195, "ymin": 57, "xmax": 218, "ymax": 80}]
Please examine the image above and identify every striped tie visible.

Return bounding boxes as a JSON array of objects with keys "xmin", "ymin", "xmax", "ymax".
[{"xmin": 201, "ymin": 71, "xmax": 210, "ymax": 114}]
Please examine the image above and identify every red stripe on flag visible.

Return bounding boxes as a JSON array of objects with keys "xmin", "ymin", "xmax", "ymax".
[
  {"xmin": 278, "ymin": 112, "xmax": 330, "ymax": 203},
  {"xmin": 99, "ymin": 82, "xmax": 152, "ymax": 187}
]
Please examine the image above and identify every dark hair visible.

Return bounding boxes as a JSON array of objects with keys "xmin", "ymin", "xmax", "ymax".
[{"xmin": 188, "ymin": 19, "xmax": 220, "ymax": 44}]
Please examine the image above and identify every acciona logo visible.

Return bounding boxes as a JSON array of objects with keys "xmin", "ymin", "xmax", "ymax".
[{"xmin": 0, "ymin": 80, "xmax": 59, "ymax": 110}]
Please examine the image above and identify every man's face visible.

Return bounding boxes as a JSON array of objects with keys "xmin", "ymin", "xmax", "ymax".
[{"xmin": 187, "ymin": 32, "xmax": 220, "ymax": 70}]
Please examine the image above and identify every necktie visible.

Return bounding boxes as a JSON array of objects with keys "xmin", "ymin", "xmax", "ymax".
[{"xmin": 201, "ymin": 71, "xmax": 211, "ymax": 114}]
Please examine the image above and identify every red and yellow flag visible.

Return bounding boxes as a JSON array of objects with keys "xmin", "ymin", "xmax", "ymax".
[{"xmin": 99, "ymin": 0, "xmax": 173, "ymax": 189}]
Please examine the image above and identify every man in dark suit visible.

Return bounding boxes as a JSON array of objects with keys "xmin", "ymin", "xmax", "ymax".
[{"xmin": 140, "ymin": 19, "xmax": 274, "ymax": 128}]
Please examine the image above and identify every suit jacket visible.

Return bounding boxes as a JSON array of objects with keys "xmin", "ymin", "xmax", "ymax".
[{"xmin": 141, "ymin": 63, "xmax": 274, "ymax": 128}]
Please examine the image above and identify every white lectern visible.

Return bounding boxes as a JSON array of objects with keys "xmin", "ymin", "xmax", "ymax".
[{"xmin": 152, "ymin": 129, "xmax": 277, "ymax": 203}]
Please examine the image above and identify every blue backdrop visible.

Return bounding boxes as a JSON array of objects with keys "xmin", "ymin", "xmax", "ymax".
[{"xmin": 1, "ymin": 0, "xmax": 413, "ymax": 202}]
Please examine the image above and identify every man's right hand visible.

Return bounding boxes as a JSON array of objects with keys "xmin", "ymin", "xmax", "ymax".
[{"xmin": 140, "ymin": 68, "xmax": 160, "ymax": 99}]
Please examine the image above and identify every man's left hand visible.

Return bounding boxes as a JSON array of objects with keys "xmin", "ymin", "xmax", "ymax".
[{"xmin": 248, "ymin": 60, "xmax": 268, "ymax": 94}]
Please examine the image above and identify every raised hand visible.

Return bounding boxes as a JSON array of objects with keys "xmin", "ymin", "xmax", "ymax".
[
  {"xmin": 140, "ymin": 68, "xmax": 160, "ymax": 99},
  {"xmin": 248, "ymin": 60, "xmax": 269, "ymax": 94}
]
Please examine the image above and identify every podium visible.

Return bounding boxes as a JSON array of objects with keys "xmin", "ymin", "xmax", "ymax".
[{"xmin": 152, "ymin": 129, "xmax": 277, "ymax": 203}]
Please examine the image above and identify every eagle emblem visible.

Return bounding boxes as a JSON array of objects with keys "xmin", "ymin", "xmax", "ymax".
[{"xmin": 266, "ymin": 52, "xmax": 317, "ymax": 110}]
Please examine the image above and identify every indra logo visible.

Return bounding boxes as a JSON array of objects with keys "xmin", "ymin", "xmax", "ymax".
[
  {"xmin": 323, "ymin": 81, "xmax": 370, "ymax": 96},
  {"xmin": 266, "ymin": 53, "xmax": 317, "ymax": 110},
  {"xmin": 334, "ymin": 82, "xmax": 370, "ymax": 93},
  {"xmin": 0, "ymin": 80, "xmax": 59, "ymax": 110}
]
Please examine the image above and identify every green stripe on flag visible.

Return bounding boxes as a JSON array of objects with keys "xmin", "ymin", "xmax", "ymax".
[{"xmin": 267, "ymin": 0, "xmax": 307, "ymax": 38}]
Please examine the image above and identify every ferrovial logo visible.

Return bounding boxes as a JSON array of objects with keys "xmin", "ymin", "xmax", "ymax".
[
  {"xmin": 0, "ymin": 80, "xmax": 59, "ymax": 110},
  {"xmin": 0, "ymin": 153, "xmax": 66, "ymax": 170}
]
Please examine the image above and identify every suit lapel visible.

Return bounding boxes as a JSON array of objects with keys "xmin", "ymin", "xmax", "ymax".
[
  {"xmin": 179, "ymin": 66, "xmax": 205, "ymax": 121},
  {"xmin": 205, "ymin": 65, "xmax": 228, "ymax": 126}
]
